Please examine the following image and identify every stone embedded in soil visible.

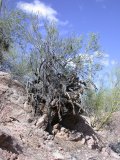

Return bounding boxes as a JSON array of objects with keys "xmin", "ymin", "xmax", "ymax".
[
  {"xmin": 109, "ymin": 142, "xmax": 120, "ymax": 154},
  {"xmin": 86, "ymin": 137, "xmax": 96, "ymax": 149},
  {"xmin": 68, "ymin": 132, "xmax": 83, "ymax": 141},
  {"xmin": 36, "ymin": 114, "xmax": 48, "ymax": 129},
  {"xmin": 0, "ymin": 130, "xmax": 22, "ymax": 154},
  {"xmin": 52, "ymin": 128, "xmax": 59, "ymax": 135},
  {"xmin": 53, "ymin": 150, "xmax": 65, "ymax": 160}
]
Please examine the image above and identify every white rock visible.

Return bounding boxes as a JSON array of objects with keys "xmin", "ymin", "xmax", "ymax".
[
  {"xmin": 81, "ymin": 115, "xmax": 91, "ymax": 126},
  {"xmin": 53, "ymin": 123, "xmax": 60, "ymax": 129},
  {"xmin": 87, "ymin": 138, "xmax": 95, "ymax": 149},
  {"xmin": 61, "ymin": 127, "xmax": 66, "ymax": 132},
  {"xmin": 36, "ymin": 114, "xmax": 47, "ymax": 128},
  {"xmin": 53, "ymin": 150, "xmax": 64, "ymax": 160},
  {"xmin": 80, "ymin": 138, "xmax": 86, "ymax": 145},
  {"xmin": 52, "ymin": 128, "xmax": 59, "ymax": 135},
  {"xmin": 109, "ymin": 149, "xmax": 120, "ymax": 159}
]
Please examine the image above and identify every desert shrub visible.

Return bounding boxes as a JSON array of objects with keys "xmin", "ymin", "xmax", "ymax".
[
  {"xmin": 84, "ymin": 64, "xmax": 120, "ymax": 130},
  {"xmin": 20, "ymin": 20, "xmax": 105, "ymax": 132}
]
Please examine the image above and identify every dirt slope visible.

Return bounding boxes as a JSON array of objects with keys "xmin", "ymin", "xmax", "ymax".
[{"xmin": 0, "ymin": 72, "xmax": 119, "ymax": 160}]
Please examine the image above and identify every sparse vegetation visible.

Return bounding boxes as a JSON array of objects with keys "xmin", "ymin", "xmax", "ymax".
[{"xmin": 84, "ymin": 64, "xmax": 120, "ymax": 129}]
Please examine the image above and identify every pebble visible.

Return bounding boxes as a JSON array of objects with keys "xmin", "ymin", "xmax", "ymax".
[
  {"xmin": 61, "ymin": 127, "xmax": 66, "ymax": 132},
  {"xmin": 53, "ymin": 150, "xmax": 64, "ymax": 160},
  {"xmin": 58, "ymin": 147, "xmax": 63, "ymax": 151}
]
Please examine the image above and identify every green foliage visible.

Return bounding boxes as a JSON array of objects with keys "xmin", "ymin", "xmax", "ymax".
[
  {"xmin": 0, "ymin": 1, "xmax": 27, "ymax": 65},
  {"xmin": 17, "ymin": 15, "xmax": 103, "ymax": 83},
  {"xmin": 85, "ymin": 33, "xmax": 100, "ymax": 53},
  {"xmin": 84, "ymin": 65, "xmax": 120, "ymax": 129},
  {"xmin": 0, "ymin": 0, "xmax": 103, "ymax": 81}
]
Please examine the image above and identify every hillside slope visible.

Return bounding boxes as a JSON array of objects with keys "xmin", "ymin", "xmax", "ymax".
[{"xmin": 0, "ymin": 72, "xmax": 119, "ymax": 160}]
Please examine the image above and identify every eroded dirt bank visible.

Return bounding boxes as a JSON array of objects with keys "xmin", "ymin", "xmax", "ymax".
[{"xmin": 0, "ymin": 72, "xmax": 120, "ymax": 160}]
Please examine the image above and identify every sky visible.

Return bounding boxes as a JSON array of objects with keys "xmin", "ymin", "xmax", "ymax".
[{"xmin": 10, "ymin": 0, "xmax": 120, "ymax": 66}]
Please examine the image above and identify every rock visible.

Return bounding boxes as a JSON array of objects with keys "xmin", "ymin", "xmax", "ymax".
[
  {"xmin": 10, "ymin": 153, "xmax": 18, "ymax": 160},
  {"xmin": 0, "ymin": 72, "xmax": 27, "ymax": 124},
  {"xmin": 53, "ymin": 150, "xmax": 64, "ymax": 160},
  {"xmin": 0, "ymin": 148, "xmax": 17, "ymax": 160},
  {"xmin": 55, "ymin": 131, "xmax": 69, "ymax": 139},
  {"xmin": 52, "ymin": 128, "xmax": 59, "ymax": 135},
  {"xmin": 53, "ymin": 123, "xmax": 60, "ymax": 130},
  {"xmin": 58, "ymin": 147, "xmax": 63, "ymax": 151},
  {"xmin": 60, "ymin": 127, "xmax": 69, "ymax": 134},
  {"xmin": 102, "ymin": 146, "xmax": 120, "ymax": 159},
  {"xmin": 24, "ymin": 101, "xmax": 32, "ymax": 113},
  {"xmin": 68, "ymin": 132, "xmax": 83, "ymax": 141},
  {"xmin": 88, "ymin": 157, "xmax": 97, "ymax": 160},
  {"xmin": 0, "ymin": 130, "xmax": 22, "ymax": 154},
  {"xmin": 43, "ymin": 132, "xmax": 54, "ymax": 141},
  {"xmin": 86, "ymin": 137, "xmax": 95, "ymax": 149},
  {"xmin": 71, "ymin": 157, "xmax": 77, "ymax": 160},
  {"xmin": 47, "ymin": 135, "xmax": 54, "ymax": 140},
  {"xmin": 81, "ymin": 115, "xmax": 91, "ymax": 126},
  {"xmin": 47, "ymin": 141, "xmax": 55, "ymax": 148},
  {"xmin": 26, "ymin": 112, "xmax": 34, "ymax": 123},
  {"xmin": 84, "ymin": 135, "xmax": 100, "ymax": 150},
  {"xmin": 109, "ymin": 142, "xmax": 120, "ymax": 154},
  {"xmin": 110, "ymin": 149, "xmax": 120, "ymax": 159},
  {"xmin": 60, "ymin": 127, "xmax": 66, "ymax": 132},
  {"xmin": 80, "ymin": 138, "xmax": 86, "ymax": 145},
  {"xmin": 71, "ymin": 130, "xmax": 77, "ymax": 134},
  {"xmin": 64, "ymin": 128, "xmax": 69, "ymax": 133},
  {"xmin": 27, "ymin": 117, "xmax": 34, "ymax": 123},
  {"xmin": 36, "ymin": 114, "xmax": 48, "ymax": 129},
  {"xmin": 43, "ymin": 131, "xmax": 49, "ymax": 137}
]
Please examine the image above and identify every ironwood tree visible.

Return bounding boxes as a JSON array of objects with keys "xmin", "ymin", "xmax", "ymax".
[
  {"xmin": 0, "ymin": 1, "xmax": 104, "ymax": 132},
  {"xmin": 24, "ymin": 20, "xmax": 103, "ymax": 132}
]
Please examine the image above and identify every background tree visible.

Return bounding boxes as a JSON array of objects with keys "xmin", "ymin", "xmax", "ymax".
[
  {"xmin": 0, "ymin": 0, "xmax": 27, "ymax": 70},
  {"xmin": 14, "ymin": 16, "xmax": 105, "ymax": 132}
]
